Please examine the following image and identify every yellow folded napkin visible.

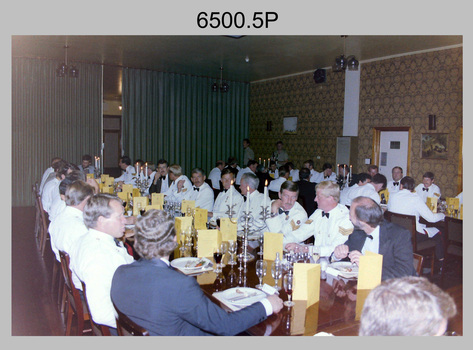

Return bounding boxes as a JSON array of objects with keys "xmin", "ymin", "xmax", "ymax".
[
  {"xmin": 132, "ymin": 188, "xmax": 141, "ymax": 198},
  {"xmin": 194, "ymin": 208, "xmax": 208, "ymax": 230},
  {"xmin": 145, "ymin": 204, "xmax": 162, "ymax": 211},
  {"xmin": 174, "ymin": 216, "xmax": 193, "ymax": 257},
  {"xmin": 220, "ymin": 218, "xmax": 237, "ymax": 242},
  {"xmin": 426, "ymin": 197, "xmax": 437, "ymax": 212},
  {"xmin": 117, "ymin": 192, "xmax": 128, "ymax": 202},
  {"xmin": 132, "ymin": 196, "xmax": 149, "ymax": 216},
  {"xmin": 105, "ymin": 177, "xmax": 115, "ymax": 187},
  {"xmin": 197, "ymin": 229, "xmax": 221, "ymax": 258},
  {"xmin": 122, "ymin": 184, "xmax": 133, "ymax": 194},
  {"xmin": 86, "ymin": 173, "xmax": 94, "ymax": 180},
  {"xmin": 446, "ymin": 197, "xmax": 460, "ymax": 210},
  {"xmin": 100, "ymin": 186, "xmax": 113, "ymax": 194},
  {"xmin": 263, "ymin": 232, "xmax": 283, "ymax": 261},
  {"xmin": 196, "ymin": 271, "xmax": 217, "ymax": 285},
  {"xmin": 181, "ymin": 200, "xmax": 196, "ymax": 214},
  {"xmin": 151, "ymin": 193, "xmax": 164, "ymax": 207},
  {"xmin": 100, "ymin": 174, "xmax": 109, "ymax": 183},
  {"xmin": 355, "ymin": 251, "xmax": 383, "ymax": 320},
  {"xmin": 293, "ymin": 263, "xmax": 320, "ymax": 307}
]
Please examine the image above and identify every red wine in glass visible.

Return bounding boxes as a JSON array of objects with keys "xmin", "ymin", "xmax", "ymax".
[
  {"xmin": 213, "ymin": 252, "xmax": 223, "ymax": 264},
  {"xmin": 140, "ymin": 209, "xmax": 146, "ymax": 216}
]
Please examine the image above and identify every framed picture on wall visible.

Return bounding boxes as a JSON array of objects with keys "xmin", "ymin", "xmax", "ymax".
[
  {"xmin": 283, "ymin": 116, "xmax": 297, "ymax": 134},
  {"xmin": 421, "ymin": 133, "xmax": 448, "ymax": 159}
]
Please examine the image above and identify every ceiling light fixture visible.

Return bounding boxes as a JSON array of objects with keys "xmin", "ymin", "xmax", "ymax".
[
  {"xmin": 212, "ymin": 66, "xmax": 229, "ymax": 93},
  {"xmin": 332, "ymin": 35, "xmax": 359, "ymax": 72},
  {"xmin": 56, "ymin": 45, "xmax": 79, "ymax": 78}
]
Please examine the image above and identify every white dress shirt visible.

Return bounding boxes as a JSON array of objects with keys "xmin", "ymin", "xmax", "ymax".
[
  {"xmin": 48, "ymin": 196, "xmax": 66, "ymax": 223},
  {"xmin": 309, "ymin": 169, "xmax": 320, "ymax": 183},
  {"xmin": 283, "ymin": 203, "xmax": 353, "ymax": 255},
  {"xmin": 346, "ymin": 183, "xmax": 380, "ymax": 205},
  {"xmin": 266, "ymin": 201, "xmax": 308, "ymax": 245},
  {"xmin": 235, "ymin": 167, "xmax": 255, "ymax": 185},
  {"xmin": 163, "ymin": 175, "xmax": 193, "ymax": 202},
  {"xmin": 361, "ymin": 226, "xmax": 380, "ymax": 255},
  {"xmin": 236, "ymin": 190, "xmax": 271, "ymax": 236},
  {"xmin": 70, "ymin": 229, "xmax": 134, "ymax": 328},
  {"xmin": 268, "ymin": 169, "xmax": 279, "ymax": 179},
  {"xmin": 267, "ymin": 177, "xmax": 287, "ymax": 192},
  {"xmin": 289, "ymin": 169, "xmax": 299, "ymax": 182},
  {"xmin": 211, "ymin": 186, "xmax": 244, "ymax": 222},
  {"xmin": 313, "ymin": 172, "xmax": 337, "ymax": 183},
  {"xmin": 414, "ymin": 183, "xmax": 441, "ymax": 203},
  {"xmin": 386, "ymin": 180, "xmax": 401, "ymax": 195},
  {"xmin": 208, "ymin": 167, "xmax": 222, "ymax": 190},
  {"xmin": 39, "ymin": 167, "xmax": 54, "ymax": 194},
  {"xmin": 41, "ymin": 177, "xmax": 61, "ymax": 213},
  {"xmin": 49, "ymin": 206, "xmax": 88, "ymax": 289},
  {"xmin": 184, "ymin": 181, "xmax": 215, "ymax": 212},
  {"xmin": 78, "ymin": 165, "xmax": 95, "ymax": 174},
  {"xmin": 114, "ymin": 165, "xmax": 137, "ymax": 185},
  {"xmin": 339, "ymin": 185, "xmax": 353, "ymax": 206},
  {"xmin": 387, "ymin": 189, "xmax": 445, "ymax": 237}
]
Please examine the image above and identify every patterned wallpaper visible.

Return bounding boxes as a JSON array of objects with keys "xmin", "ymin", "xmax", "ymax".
[{"xmin": 249, "ymin": 47, "xmax": 462, "ymax": 198}]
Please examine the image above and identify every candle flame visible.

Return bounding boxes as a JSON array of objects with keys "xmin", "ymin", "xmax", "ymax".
[{"xmin": 265, "ymin": 179, "xmax": 268, "ymax": 186}]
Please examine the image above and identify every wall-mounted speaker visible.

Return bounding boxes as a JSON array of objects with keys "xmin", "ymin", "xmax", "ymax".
[{"xmin": 313, "ymin": 69, "xmax": 326, "ymax": 84}]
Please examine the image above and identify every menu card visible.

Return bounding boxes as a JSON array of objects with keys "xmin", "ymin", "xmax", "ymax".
[
  {"xmin": 220, "ymin": 218, "xmax": 237, "ymax": 242},
  {"xmin": 151, "ymin": 193, "xmax": 164, "ymax": 207},
  {"xmin": 122, "ymin": 184, "xmax": 133, "ymax": 194},
  {"xmin": 145, "ymin": 204, "xmax": 162, "ymax": 211},
  {"xmin": 263, "ymin": 232, "xmax": 284, "ymax": 261},
  {"xmin": 293, "ymin": 263, "xmax": 320, "ymax": 307},
  {"xmin": 132, "ymin": 196, "xmax": 149, "ymax": 216},
  {"xmin": 194, "ymin": 208, "xmax": 208, "ymax": 230},
  {"xmin": 132, "ymin": 188, "xmax": 141, "ymax": 198},
  {"xmin": 446, "ymin": 197, "xmax": 460, "ymax": 210},
  {"xmin": 117, "ymin": 192, "xmax": 128, "ymax": 202},
  {"xmin": 426, "ymin": 197, "xmax": 437, "ymax": 213},
  {"xmin": 101, "ymin": 186, "xmax": 113, "ymax": 194},
  {"xmin": 174, "ymin": 217, "xmax": 193, "ymax": 241},
  {"xmin": 86, "ymin": 173, "xmax": 94, "ymax": 180},
  {"xmin": 105, "ymin": 177, "xmax": 115, "ymax": 187},
  {"xmin": 181, "ymin": 200, "xmax": 196, "ymax": 214},
  {"xmin": 197, "ymin": 229, "xmax": 221, "ymax": 258},
  {"xmin": 355, "ymin": 251, "xmax": 383, "ymax": 320},
  {"xmin": 101, "ymin": 174, "xmax": 109, "ymax": 183},
  {"xmin": 196, "ymin": 271, "xmax": 217, "ymax": 285}
]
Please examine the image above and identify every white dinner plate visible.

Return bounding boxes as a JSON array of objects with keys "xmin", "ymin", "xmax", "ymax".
[
  {"xmin": 220, "ymin": 287, "xmax": 266, "ymax": 306},
  {"xmin": 170, "ymin": 257, "xmax": 213, "ymax": 271},
  {"xmin": 329, "ymin": 261, "xmax": 359, "ymax": 278}
]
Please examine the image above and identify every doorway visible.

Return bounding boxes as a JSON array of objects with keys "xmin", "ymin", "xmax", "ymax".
[
  {"xmin": 372, "ymin": 127, "xmax": 411, "ymax": 181},
  {"xmin": 103, "ymin": 115, "xmax": 122, "ymax": 177}
]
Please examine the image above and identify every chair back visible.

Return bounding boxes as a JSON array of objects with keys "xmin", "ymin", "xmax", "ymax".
[
  {"xmin": 413, "ymin": 253, "xmax": 424, "ymax": 276},
  {"xmin": 385, "ymin": 211, "xmax": 417, "ymax": 250},
  {"xmin": 113, "ymin": 302, "xmax": 150, "ymax": 336},
  {"xmin": 268, "ymin": 190, "xmax": 279, "ymax": 200},
  {"xmin": 445, "ymin": 216, "xmax": 462, "ymax": 256},
  {"xmin": 36, "ymin": 193, "xmax": 50, "ymax": 256},
  {"xmin": 81, "ymin": 282, "xmax": 112, "ymax": 336}
]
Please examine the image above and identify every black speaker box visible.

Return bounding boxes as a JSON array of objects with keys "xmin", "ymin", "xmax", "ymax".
[{"xmin": 313, "ymin": 69, "xmax": 326, "ymax": 84}]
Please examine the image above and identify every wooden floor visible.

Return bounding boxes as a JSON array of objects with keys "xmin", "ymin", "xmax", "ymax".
[{"xmin": 11, "ymin": 206, "xmax": 463, "ymax": 336}]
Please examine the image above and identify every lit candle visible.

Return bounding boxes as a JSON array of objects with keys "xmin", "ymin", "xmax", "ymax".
[
  {"xmin": 350, "ymin": 165, "xmax": 352, "ymax": 178},
  {"xmin": 246, "ymin": 186, "xmax": 250, "ymax": 213},
  {"xmin": 336, "ymin": 164, "xmax": 339, "ymax": 176},
  {"xmin": 98, "ymin": 157, "xmax": 100, "ymax": 171},
  {"xmin": 145, "ymin": 162, "xmax": 148, "ymax": 176},
  {"xmin": 263, "ymin": 179, "xmax": 268, "ymax": 210},
  {"xmin": 259, "ymin": 157, "xmax": 261, "ymax": 164},
  {"xmin": 95, "ymin": 156, "xmax": 98, "ymax": 169},
  {"xmin": 263, "ymin": 159, "xmax": 266, "ymax": 168},
  {"xmin": 229, "ymin": 180, "xmax": 233, "ymax": 215},
  {"xmin": 343, "ymin": 166, "xmax": 345, "ymax": 178},
  {"xmin": 136, "ymin": 163, "xmax": 139, "ymax": 175}
]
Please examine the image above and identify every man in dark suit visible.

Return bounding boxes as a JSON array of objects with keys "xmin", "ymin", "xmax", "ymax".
[
  {"xmin": 149, "ymin": 159, "xmax": 173, "ymax": 194},
  {"xmin": 111, "ymin": 210, "xmax": 283, "ymax": 336},
  {"xmin": 332, "ymin": 196, "xmax": 416, "ymax": 281},
  {"xmin": 296, "ymin": 167, "xmax": 317, "ymax": 216}
]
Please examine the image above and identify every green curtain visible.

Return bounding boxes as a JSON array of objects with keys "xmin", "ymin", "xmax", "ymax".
[
  {"xmin": 122, "ymin": 68, "xmax": 249, "ymax": 177},
  {"xmin": 12, "ymin": 57, "xmax": 102, "ymax": 206}
]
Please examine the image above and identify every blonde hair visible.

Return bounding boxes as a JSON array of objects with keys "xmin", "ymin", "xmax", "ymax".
[
  {"xmin": 315, "ymin": 181, "xmax": 340, "ymax": 203},
  {"xmin": 168, "ymin": 164, "xmax": 183, "ymax": 177}
]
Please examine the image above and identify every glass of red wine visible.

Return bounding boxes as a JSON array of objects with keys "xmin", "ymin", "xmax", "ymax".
[
  {"xmin": 213, "ymin": 247, "xmax": 223, "ymax": 273},
  {"xmin": 283, "ymin": 272, "xmax": 295, "ymax": 307},
  {"xmin": 140, "ymin": 208, "xmax": 146, "ymax": 216}
]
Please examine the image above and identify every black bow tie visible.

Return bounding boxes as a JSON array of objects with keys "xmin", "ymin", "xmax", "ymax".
[
  {"xmin": 279, "ymin": 208, "xmax": 289, "ymax": 215},
  {"xmin": 223, "ymin": 189, "xmax": 228, "ymax": 193},
  {"xmin": 366, "ymin": 235, "xmax": 373, "ymax": 240},
  {"xmin": 423, "ymin": 187, "xmax": 429, "ymax": 191},
  {"xmin": 243, "ymin": 196, "xmax": 247, "ymax": 202},
  {"xmin": 393, "ymin": 182, "xmax": 399, "ymax": 186},
  {"xmin": 159, "ymin": 176, "xmax": 166, "ymax": 181},
  {"xmin": 324, "ymin": 175, "xmax": 329, "ymax": 179},
  {"xmin": 322, "ymin": 211, "xmax": 330, "ymax": 218},
  {"xmin": 114, "ymin": 238, "xmax": 123, "ymax": 247},
  {"xmin": 193, "ymin": 187, "xmax": 200, "ymax": 192}
]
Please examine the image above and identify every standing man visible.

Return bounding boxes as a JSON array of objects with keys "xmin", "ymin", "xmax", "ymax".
[
  {"xmin": 114, "ymin": 156, "xmax": 136, "ymax": 185},
  {"xmin": 111, "ymin": 209, "xmax": 283, "ymax": 336},
  {"xmin": 386, "ymin": 166, "xmax": 403, "ymax": 196},
  {"xmin": 184, "ymin": 168, "xmax": 214, "ymax": 212},
  {"xmin": 70, "ymin": 194, "xmax": 134, "ymax": 333},
  {"xmin": 265, "ymin": 181, "xmax": 308, "ymax": 245},
  {"xmin": 333, "ymin": 196, "xmax": 416, "ymax": 281},
  {"xmin": 271, "ymin": 141, "xmax": 289, "ymax": 167},
  {"xmin": 78, "ymin": 154, "xmax": 95, "ymax": 174},
  {"xmin": 208, "ymin": 160, "xmax": 225, "ymax": 192},
  {"xmin": 242, "ymin": 138, "xmax": 255, "ymax": 166},
  {"xmin": 285, "ymin": 181, "xmax": 353, "ymax": 257},
  {"xmin": 209, "ymin": 168, "xmax": 244, "ymax": 225},
  {"xmin": 149, "ymin": 159, "xmax": 172, "ymax": 194},
  {"xmin": 414, "ymin": 171, "xmax": 441, "ymax": 204}
]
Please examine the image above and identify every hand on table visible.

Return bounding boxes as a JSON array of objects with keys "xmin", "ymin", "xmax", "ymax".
[
  {"xmin": 267, "ymin": 294, "xmax": 284, "ymax": 314},
  {"xmin": 285, "ymin": 243, "xmax": 307, "ymax": 253},
  {"xmin": 177, "ymin": 179, "xmax": 185, "ymax": 192},
  {"xmin": 333, "ymin": 244, "xmax": 349, "ymax": 260},
  {"xmin": 348, "ymin": 250, "xmax": 362, "ymax": 266}
]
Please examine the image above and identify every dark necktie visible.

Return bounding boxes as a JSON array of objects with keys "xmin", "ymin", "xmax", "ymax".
[
  {"xmin": 243, "ymin": 196, "xmax": 247, "ymax": 202},
  {"xmin": 366, "ymin": 235, "xmax": 373, "ymax": 240},
  {"xmin": 322, "ymin": 211, "xmax": 330, "ymax": 218},
  {"xmin": 279, "ymin": 208, "xmax": 289, "ymax": 215},
  {"xmin": 393, "ymin": 182, "xmax": 399, "ymax": 186},
  {"xmin": 423, "ymin": 187, "xmax": 428, "ymax": 191},
  {"xmin": 114, "ymin": 238, "xmax": 122, "ymax": 247},
  {"xmin": 193, "ymin": 187, "xmax": 200, "ymax": 192},
  {"xmin": 160, "ymin": 176, "xmax": 166, "ymax": 181}
]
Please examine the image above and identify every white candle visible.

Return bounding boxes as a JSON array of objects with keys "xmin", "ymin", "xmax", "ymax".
[
  {"xmin": 136, "ymin": 164, "xmax": 139, "ymax": 174},
  {"xmin": 263, "ymin": 180, "xmax": 268, "ymax": 210},
  {"xmin": 98, "ymin": 157, "xmax": 100, "ymax": 171},
  {"xmin": 263, "ymin": 159, "xmax": 266, "ymax": 168},
  {"xmin": 343, "ymin": 167, "xmax": 345, "ymax": 178},
  {"xmin": 336, "ymin": 164, "xmax": 339, "ymax": 176},
  {"xmin": 246, "ymin": 186, "xmax": 250, "ymax": 213},
  {"xmin": 350, "ymin": 165, "xmax": 352, "ymax": 177},
  {"xmin": 145, "ymin": 162, "xmax": 148, "ymax": 176},
  {"xmin": 229, "ymin": 180, "xmax": 233, "ymax": 216}
]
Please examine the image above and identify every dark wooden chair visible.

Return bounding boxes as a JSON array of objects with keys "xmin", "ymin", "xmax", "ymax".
[
  {"xmin": 384, "ymin": 211, "xmax": 435, "ymax": 277},
  {"xmin": 413, "ymin": 253, "xmax": 424, "ymax": 276},
  {"xmin": 34, "ymin": 190, "xmax": 50, "ymax": 257},
  {"xmin": 269, "ymin": 190, "xmax": 279, "ymax": 200},
  {"xmin": 442, "ymin": 216, "xmax": 462, "ymax": 279},
  {"xmin": 59, "ymin": 251, "xmax": 93, "ymax": 335},
  {"xmin": 113, "ymin": 302, "xmax": 150, "ymax": 336}
]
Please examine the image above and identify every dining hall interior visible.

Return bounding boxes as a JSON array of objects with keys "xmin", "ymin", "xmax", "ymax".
[{"xmin": 11, "ymin": 33, "xmax": 464, "ymax": 336}]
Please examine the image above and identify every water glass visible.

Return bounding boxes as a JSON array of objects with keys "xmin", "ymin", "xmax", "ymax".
[
  {"xmin": 228, "ymin": 240, "xmax": 238, "ymax": 265},
  {"xmin": 255, "ymin": 259, "xmax": 267, "ymax": 289}
]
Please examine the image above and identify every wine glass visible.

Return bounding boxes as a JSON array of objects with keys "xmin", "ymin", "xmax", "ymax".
[
  {"xmin": 213, "ymin": 247, "xmax": 223, "ymax": 273},
  {"xmin": 220, "ymin": 241, "xmax": 229, "ymax": 267},
  {"xmin": 255, "ymin": 259, "xmax": 267, "ymax": 289},
  {"xmin": 179, "ymin": 230, "xmax": 187, "ymax": 256},
  {"xmin": 228, "ymin": 240, "xmax": 237, "ymax": 265},
  {"xmin": 271, "ymin": 261, "xmax": 283, "ymax": 290},
  {"xmin": 283, "ymin": 272, "xmax": 295, "ymax": 307}
]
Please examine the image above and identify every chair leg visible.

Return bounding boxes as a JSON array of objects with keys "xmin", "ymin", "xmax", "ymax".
[
  {"xmin": 65, "ymin": 303, "xmax": 74, "ymax": 336},
  {"xmin": 60, "ymin": 283, "xmax": 67, "ymax": 313}
]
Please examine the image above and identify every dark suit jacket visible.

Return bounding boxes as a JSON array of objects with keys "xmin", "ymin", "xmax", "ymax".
[
  {"xmin": 342, "ymin": 220, "xmax": 416, "ymax": 281},
  {"xmin": 111, "ymin": 258, "xmax": 268, "ymax": 336},
  {"xmin": 149, "ymin": 175, "xmax": 172, "ymax": 194},
  {"xmin": 296, "ymin": 180, "xmax": 317, "ymax": 216}
]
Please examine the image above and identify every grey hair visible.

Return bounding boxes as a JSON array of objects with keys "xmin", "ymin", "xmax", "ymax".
[
  {"xmin": 65, "ymin": 180, "xmax": 94, "ymax": 206},
  {"xmin": 83, "ymin": 193, "xmax": 122, "ymax": 229},
  {"xmin": 351, "ymin": 196, "xmax": 384, "ymax": 228},
  {"xmin": 240, "ymin": 172, "xmax": 259, "ymax": 190}
]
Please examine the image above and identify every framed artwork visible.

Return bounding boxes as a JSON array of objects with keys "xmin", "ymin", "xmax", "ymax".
[
  {"xmin": 421, "ymin": 133, "xmax": 448, "ymax": 159},
  {"xmin": 283, "ymin": 116, "xmax": 297, "ymax": 134}
]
